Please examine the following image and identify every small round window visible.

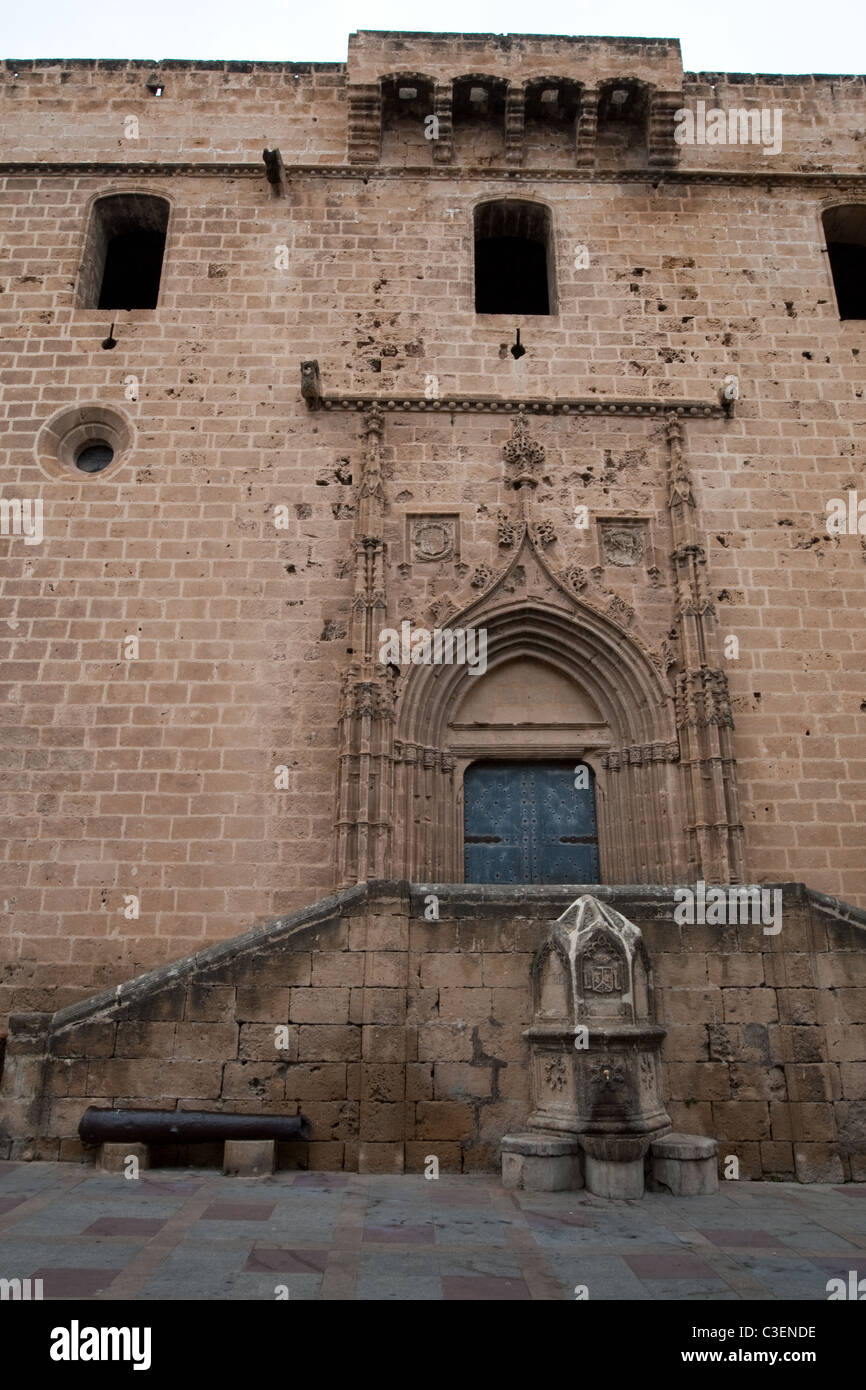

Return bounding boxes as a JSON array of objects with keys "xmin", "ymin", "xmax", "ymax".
[
  {"xmin": 36, "ymin": 404, "xmax": 134, "ymax": 481},
  {"xmin": 75, "ymin": 442, "xmax": 115, "ymax": 473}
]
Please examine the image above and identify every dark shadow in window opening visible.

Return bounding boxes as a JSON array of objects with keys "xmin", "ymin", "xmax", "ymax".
[{"xmin": 474, "ymin": 200, "xmax": 554, "ymax": 315}]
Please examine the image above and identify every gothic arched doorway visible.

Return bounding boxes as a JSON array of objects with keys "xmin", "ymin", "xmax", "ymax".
[
  {"xmin": 463, "ymin": 759, "xmax": 600, "ymax": 885},
  {"xmin": 387, "ymin": 595, "xmax": 682, "ymax": 885}
]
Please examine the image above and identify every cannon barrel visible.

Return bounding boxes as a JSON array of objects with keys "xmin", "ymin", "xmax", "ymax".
[{"xmin": 79, "ymin": 1107, "xmax": 311, "ymax": 1145}]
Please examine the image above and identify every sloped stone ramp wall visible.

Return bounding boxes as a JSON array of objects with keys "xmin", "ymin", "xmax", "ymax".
[{"xmin": 1, "ymin": 883, "xmax": 864, "ymax": 1181}]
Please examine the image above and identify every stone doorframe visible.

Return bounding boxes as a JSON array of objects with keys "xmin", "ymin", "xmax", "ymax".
[
  {"xmin": 390, "ymin": 594, "xmax": 684, "ymax": 885},
  {"xmin": 457, "ymin": 755, "xmax": 602, "ymax": 887},
  {"xmin": 320, "ymin": 379, "xmax": 746, "ymax": 890}
]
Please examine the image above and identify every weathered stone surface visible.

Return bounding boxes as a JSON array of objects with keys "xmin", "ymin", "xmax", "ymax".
[
  {"xmin": 2, "ymin": 883, "xmax": 866, "ymax": 1179},
  {"xmin": 223, "ymin": 1139, "xmax": 275, "ymax": 1177},
  {"xmin": 311, "ymin": 954, "xmax": 366, "ymax": 988},
  {"xmin": 583, "ymin": 1151, "xmax": 644, "ymax": 1199},
  {"xmin": 358, "ymin": 1141, "xmax": 404, "ymax": 1174},
  {"xmin": 650, "ymin": 1131, "xmax": 719, "ymax": 1196},
  {"xmin": 0, "ymin": 24, "xmax": 864, "ymax": 1112},
  {"xmin": 100, "ymin": 1142, "xmax": 149, "ymax": 1173},
  {"xmin": 415, "ymin": 1100, "xmax": 474, "ymax": 1141},
  {"xmin": 794, "ymin": 1144, "xmax": 845, "ymax": 1184},
  {"xmin": 501, "ymin": 1133, "xmax": 583, "ymax": 1191},
  {"xmin": 404, "ymin": 1140, "xmax": 461, "ymax": 1173}
]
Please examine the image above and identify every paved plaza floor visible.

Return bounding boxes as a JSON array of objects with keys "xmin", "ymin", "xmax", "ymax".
[{"xmin": 1, "ymin": 1161, "xmax": 865, "ymax": 1301}]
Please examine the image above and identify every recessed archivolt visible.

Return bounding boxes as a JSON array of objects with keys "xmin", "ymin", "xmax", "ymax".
[
  {"xmin": 454, "ymin": 655, "xmax": 604, "ymax": 727},
  {"xmin": 396, "ymin": 600, "xmax": 675, "ymax": 754},
  {"xmin": 395, "ymin": 527, "xmax": 675, "ymax": 752}
]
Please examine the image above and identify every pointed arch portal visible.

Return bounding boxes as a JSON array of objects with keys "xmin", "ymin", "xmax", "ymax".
[
  {"xmin": 388, "ymin": 595, "xmax": 684, "ymax": 885},
  {"xmin": 327, "ymin": 395, "xmax": 745, "ymax": 891}
]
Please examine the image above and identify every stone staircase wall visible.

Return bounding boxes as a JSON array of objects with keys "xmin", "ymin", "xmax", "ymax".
[{"xmin": 1, "ymin": 882, "xmax": 864, "ymax": 1180}]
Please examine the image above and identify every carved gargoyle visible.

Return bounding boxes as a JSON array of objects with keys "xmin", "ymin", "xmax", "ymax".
[
  {"xmin": 262, "ymin": 147, "xmax": 285, "ymax": 190},
  {"xmin": 300, "ymin": 359, "xmax": 322, "ymax": 409}
]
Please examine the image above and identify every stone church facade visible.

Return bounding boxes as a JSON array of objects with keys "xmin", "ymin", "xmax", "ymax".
[{"xmin": 1, "ymin": 32, "xmax": 865, "ymax": 1177}]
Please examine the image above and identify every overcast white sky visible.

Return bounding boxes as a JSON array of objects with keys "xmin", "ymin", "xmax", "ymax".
[{"xmin": 2, "ymin": 0, "xmax": 865, "ymax": 72}]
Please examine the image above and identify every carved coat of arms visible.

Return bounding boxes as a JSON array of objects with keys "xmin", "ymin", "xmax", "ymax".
[{"xmin": 582, "ymin": 941, "xmax": 622, "ymax": 995}]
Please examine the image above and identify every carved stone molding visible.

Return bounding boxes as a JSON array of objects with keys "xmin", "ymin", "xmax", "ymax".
[
  {"xmin": 425, "ymin": 593, "xmax": 459, "ymax": 625},
  {"xmin": 544, "ymin": 1057, "xmax": 567, "ymax": 1091},
  {"xmin": 502, "ymin": 413, "xmax": 546, "ymax": 488},
  {"xmin": 319, "ymin": 393, "xmax": 723, "ymax": 418},
  {"xmin": 648, "ymin": 89, "xmax": 686, "ymax": 168},
  {"xmin": 666, "ymin": 411, "xmax": 695, "ymax": 508},
  {"xmin": 606, "ymin": 594, "xmax": 635, "ymax": 627},
  {"xmin": 601, "ymin": 521, "xmax": 645, "ymax": 567},
  {"xmin": 533, "ymin": 519, "xmax": 557, "ymax": 548},
  {"xmin": 339, "ymin": 673, "xmax": 396, "ymax": 721},
  {"xmin": 347, "ymin": 83, "xmax": 381, "ymax": 163},
  {"xmin": 582, "ymin": 936, "xmax": 624, "ymax": 995},
  {"xmin": 7, "ymin": 162, "xmax": 866, "ymax": 191},
  {"xmin": 589, "ymin": 1060, "xmax": 626, "ymax": 1090},
  {"xmin": 575, "ymin": 87, "xmax": 598, "ymax": 167},
  {"xmin": 431, "ymin": 83, "xmax": 454, "ymax": 164},
  {"xmin": 393, "ymin": 742, "xmax": 455, "ymax": 773},
  {"xmin": 324, "ymin": 368, "xmax": 741, "ymax": 889},
  {"xmin": 504, "ymin": 85, "xmax": 526, "ymax": 166},
  {"xmin": 664, "ymin": 412, "xmax": 745, "ymax": 882},
  {"xmin": 675, "ymin": 668, "xmax": 734, "ymax": 731},
  {"xmin": 470, "ymin": 564, "xmax": 495, "ymax": 589},
  {"xmin": 602, "ymin": 742, "xmax": 679, "ymax": 770},
  {"xmin": 409, "ymin": 515, "xmax": 457, "ymax": 562}
]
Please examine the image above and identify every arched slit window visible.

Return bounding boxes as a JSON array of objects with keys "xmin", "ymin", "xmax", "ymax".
[
  {"xmin": 77, "ymin": 193, "xmax": 169, "ymax": 310},
  {"xmin": 474, "ymin": 200, "xmax": 554, "ymax": 315},
  {"xmin": 822, "ymin": 205, "xmax": 866, "ymax": 320}
]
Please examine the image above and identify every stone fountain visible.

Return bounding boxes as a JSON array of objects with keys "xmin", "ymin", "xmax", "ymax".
[{"xmin": 501, "ymin": 895, "xmax": 717, "ymax": 1198}]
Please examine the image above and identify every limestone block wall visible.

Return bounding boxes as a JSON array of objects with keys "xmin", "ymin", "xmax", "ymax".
[
  {"xmin": 0, "ymin": 30, "xmax": 865, "ymax": 1029},
  {"xmin": 2, "ymin": 882, "xmax": 864, "ymax": 1182}
]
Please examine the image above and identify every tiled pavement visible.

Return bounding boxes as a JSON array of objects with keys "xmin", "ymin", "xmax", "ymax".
[{"xmin": 1, "ymin": 1161, "xmax": 865, "ymax": 1301}]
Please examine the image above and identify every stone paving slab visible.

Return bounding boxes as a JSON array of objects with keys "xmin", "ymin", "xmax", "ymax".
[{"xmin": 1, "ymin": 1162, "xmax": 866, "ymax": 1301}]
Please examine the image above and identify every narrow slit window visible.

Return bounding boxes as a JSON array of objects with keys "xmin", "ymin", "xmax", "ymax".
[
  {"xmin": 474, "ymin": 200, "xmax": 554, "ymax": 315},
  {"xmin": 77, "ymin": 193, "xmax": 169, "ymax": 310},
  {"xmin": 822, "ymin": 205, "xmax": 866, "ymax": 320}
]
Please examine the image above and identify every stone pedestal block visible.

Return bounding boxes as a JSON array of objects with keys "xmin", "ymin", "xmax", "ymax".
[
  {"xmin": 501, "ymin": 1132, "xmax": 583, "ymax": 1191},
  {"xmin": 223, "ymin": 1138, "xmax": 275, "ymax": 1177},
  {"xmin": 358, "ymin": 1141, "xmax": 405, "ymax": 1174},
  {"xmin": 99, "ymin": 1141, "xmax": 149, "ymax": 1173},
  {"xmin": 581, "ymin": 1134, "xmax": 648, "ymax": 1198},
  {"xmin": 583, "ymin": 1152, "xmax": 645, "ymax": 1198},
  {"xmin": 649, "ymin": 1132, "xmax": 719, "ymax": 1195}
]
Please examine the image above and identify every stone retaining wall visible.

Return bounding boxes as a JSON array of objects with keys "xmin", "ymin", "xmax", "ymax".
[{"xmin": 2, "ymin": 882, "xmax": 865, "ymax": 1181}]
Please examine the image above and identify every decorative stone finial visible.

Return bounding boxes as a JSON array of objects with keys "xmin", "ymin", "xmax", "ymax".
[{"xmin": 502, "ymin": 413, "xmax": 545, "ymax": 488}]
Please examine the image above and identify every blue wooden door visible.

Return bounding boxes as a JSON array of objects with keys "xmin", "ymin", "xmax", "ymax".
[{"xmin": 463, "ymin": 761, "xmax": 600, "ymax": 885}]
